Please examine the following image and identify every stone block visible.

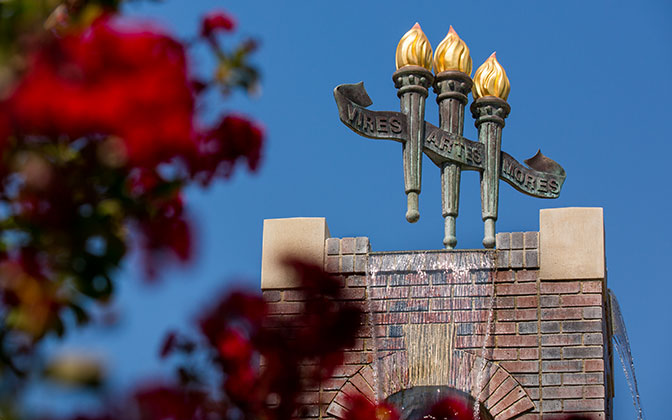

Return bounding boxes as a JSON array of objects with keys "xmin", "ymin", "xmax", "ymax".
[
  {"xmin": 539, "ymin": 208, "xmax": 605, "ymax": 280},
  {"xmin": 496, "ymin": 250, "xmax": 510, "ymax": 268},
  {"xmin": 510, "ymin": 250, "xmax": 524, "ymax": 268},
  {"xmin": 354, "ymin": 255, "xmax": 367, "ymax": 273},
  {"xmin": 261, "ymin": 218, "xmax": 330, "ymax": 289},
  {"xmin": 496, "ymin": 232, "xmax": 511, "ymax": 249},
  {"xmin": 341, "ymin": 255, "xmax": 354, "ymax": 273},
  {"xmin": 525, "ymin": 250, "xmax": 539, "ymax": 268},
  {"xmin": 325, "ymin": 256, "xmax": 339, "ymax": 273},
  {"xmin": 325, "ymin": 238, "xmax": 340, "ymax": 255},
  {"xmin": 340, "ymin": 237, "xmax": 355, "ymax": 254},
  {"xmin": 355, "ymin": 237, "xmax": 370, "ymax": 254},
  {"xmin": 511, "ymin": 232, "xmax": 524, "ymax": 249},
  {"xmin": 524, "ymin": 231, "xmax": 539, "ymax": 249}
]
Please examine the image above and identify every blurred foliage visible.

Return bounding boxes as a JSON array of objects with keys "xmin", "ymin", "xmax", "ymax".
[
  {"xmin": 0, "ymin": 1, "xmax": 171, "ymax": 95},
  {"xmin": 0, "ymin": 1, "xmax": 263, "ymax": 415}
]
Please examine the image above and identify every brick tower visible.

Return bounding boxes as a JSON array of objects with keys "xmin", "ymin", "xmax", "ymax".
[{"xmin": 260, "ymin": 207, "xmax": 613, "ymax": 419}]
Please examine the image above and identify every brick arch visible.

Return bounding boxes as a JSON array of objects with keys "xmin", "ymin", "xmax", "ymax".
[
  {"xmin": 326, "ymin": 365, "xmax": 377, "ymax": 418},
  {"xmin": 326, "ymin": 350, "xmax": 535, "ymax": 420}
]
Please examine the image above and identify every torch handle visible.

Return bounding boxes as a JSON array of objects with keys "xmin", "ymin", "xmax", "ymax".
[
  {"xmin": 435, "ymin": 72, "xmax": 472, "ymax": 249},
  {"xmin": 441, "ymin": 163, "xmax": 460, "ymax": 249},
  {"xmin": 393, "ymin": 66, "xmax": 433, "ymax": 223},
  {"xmin": 479, "ymin": 120, "xmax": 502, "ymax": 248},
  {"xmin": 471, "ymin": 97, "xmax": 510, "ymax": 248}
]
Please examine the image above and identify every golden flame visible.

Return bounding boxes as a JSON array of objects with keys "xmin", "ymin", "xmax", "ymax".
[
  {"xmin": 433, "ymin": 26, "xmax": 472, "ymax": 75},
  {"xmin": 472, "ymin": 52, "xmax": 511, "ymax": 100},
  {"xmin": 395, "ymin": 23, "xmax": 433, "ymax": 71}
]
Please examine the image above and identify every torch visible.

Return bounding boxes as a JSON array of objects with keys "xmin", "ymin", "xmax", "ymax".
[
  {"xmin": 432, "ymin": 26, "xmax": 473, "ymax": 249},
  {"xmin": 470, "ymin": 52, "xmax": 511, "ymax": 248},
  {"xmin": 393, "ymin": 23, "xmax": 434, "ymax": 223}
]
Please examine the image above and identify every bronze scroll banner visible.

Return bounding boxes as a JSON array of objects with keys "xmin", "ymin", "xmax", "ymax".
[{"xmin": 334, "ymin": 82, "xmax": 565, "ymax": 199}]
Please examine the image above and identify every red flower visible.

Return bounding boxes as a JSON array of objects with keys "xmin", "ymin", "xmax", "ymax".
[
  {"xmin": 126, "ymin": 168, "xmax": 161, "ymax": 197},
  {"xmin": 224, "ymin": 292, "xmax": 267, "ymax": 326},
  {"xmin": 199, "ymin": 292, "xmax": 267, "ymax": 346},
  {"xmin": 201, "ymin": 11, "xmax": 236, "ymax": 37},
  {"xmin": 224, "ymin": 365, "xmax": 256, "ymax": 402},
  {"xmin": 8, "ymin": 17, "xmax": 196, "ymax": 167},
  {"xmin": 142, "ymin": 205, "xmax": 192, "ymax": 260},
  {"xmin": 216, "ymin": 328, "xmax": 252, "ymax": 365},
  {"xmin": 192, "ymin": 114, "xmax": 264, "ymax": 183}
]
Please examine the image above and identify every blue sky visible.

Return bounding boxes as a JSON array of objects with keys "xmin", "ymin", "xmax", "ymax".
[{"xmin": 28, "ymin": 1, "xmax": 671, "ymax": 418}]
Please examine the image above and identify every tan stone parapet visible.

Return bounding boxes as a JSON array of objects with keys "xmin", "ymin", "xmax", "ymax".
[
  {"xmin": 261, "ymin": 217, "xmax": 330, "ymax": 289},
  {"xmin": 539, "ymin": 208, "xmax": 605, "ymax": 280}
]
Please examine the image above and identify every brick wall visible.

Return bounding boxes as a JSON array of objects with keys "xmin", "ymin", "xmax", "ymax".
[
  {"xmin": 261, "ymin": 231, "xmax": 612, "ymax": 419},
  {"xmin": 494, "ymin": 233, "xmax": 611, "ymax": 419},
  {"xmin": 261, "ymin": 236, "xmax": 372, "ymax": 419}
]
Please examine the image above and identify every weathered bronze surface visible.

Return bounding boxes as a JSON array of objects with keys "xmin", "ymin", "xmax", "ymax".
[
  {"xmin": 471, "ymin": 96, "xmax": 509, "ymax": 248},
  {"xmin": 333, "ymin": 26, "xmax": 566, "ymax": 249},
  {"xmin": 333, "ymin": 83, "xmax": 565, "ymax": 202},
  {"xmin": 433, "ymin": 70, "xmax": 472, "ymax": 249},
  {"xmin": 334, "ymin": 83, "xmax": 408, "ymax": 142},
  {"xmin": 501, "ymin": 150, "xmax": 565, "ymax": 198},
  {"xmin": 392, "ymin": 66, "xmax": 433, "ymax": 223}
]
